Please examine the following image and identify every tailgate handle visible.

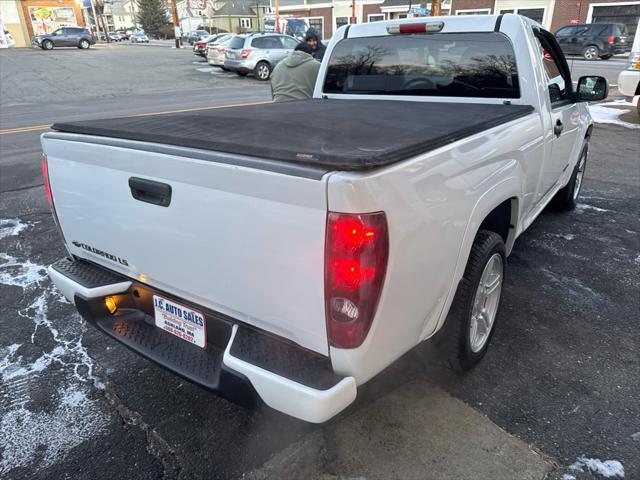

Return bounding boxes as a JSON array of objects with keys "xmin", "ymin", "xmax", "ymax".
[{"xmin": 128, "ymin": 177, "xmax": 172, "ymax": 207}]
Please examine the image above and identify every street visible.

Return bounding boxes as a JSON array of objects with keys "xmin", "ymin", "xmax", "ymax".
[{"xmin": 1, "ymin": 45, "xmax": 639, "ymax": 480}]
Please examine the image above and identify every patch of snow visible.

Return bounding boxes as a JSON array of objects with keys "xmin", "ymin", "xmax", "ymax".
[
  {"xmin": 0, "ymin": 221, "xmax": 108, "ymax": 474},
  {"xmin": 576, "ymin": 203, "xmax": 610, "ymax": 213},
  {"xmin": 631, "ymin": 432, "xmax": 640, "ymax": 442},
  {"xmin": 549, "ymin": 233, "xmax": 575, "ymax": 241},
  {"xmin": 600, "ymin": 99, "xmax": 636, "ymax": 108},
  {"xmin": 0, "ymin": 385, "xmax": 107, "ymax": 475},
  {"xmin": 0, "ymin": 253, "xmax": 48, "ymax": 289},
  {"xmin": 569, "ymin": 456, "xmax": 625, "ymax": 478},
  {"xmin": 61, "ymin": 389, "xmax": 88, "ymax": 407},
  {"xmin": 0, "ymin": 219, "xmax": 30, "ymax": 239},
  {"xmin": 588, "ymin": 104, "xmax": 640, "ymax": 130},
  {"xmin": 562, "ymin": 475, "xmax": 576, "ymax": 480}
]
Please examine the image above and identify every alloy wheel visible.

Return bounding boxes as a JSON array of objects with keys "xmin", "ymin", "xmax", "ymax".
[
  {"xmin": 573, "ymin": 151, "xmax": 587, "ymax": 201},
  {"xmin": 469, "ymin": 253, "xmax": 503, "ymax": 353}
]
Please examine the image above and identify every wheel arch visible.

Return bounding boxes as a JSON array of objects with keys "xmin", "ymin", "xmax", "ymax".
[{"xmin": 432, "ymin": 178, "xmax": 521, "ymax": 336}]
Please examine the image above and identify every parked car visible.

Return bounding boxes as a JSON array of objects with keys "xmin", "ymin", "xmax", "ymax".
[
  {"xmin": 207, "ymin": 35, "xmax": 235, "ymax": 67},
  {"xmin": 555, "ymin": 23, "xmax": 631, "ymax": 60},
  {"xmin": 116, "ymin": 30, "xmax": 128, "ymax": 40},
  {"xmin": 188, "ymin": 29, "xmax": 210, "ymax": 45},
  {"xmin": 618, "ymin": 21, "xmax": 640, "ymax": 114},
  {"xmin": 106, "ymin": 31, "xmax": 123, "ymax": 42},
  {"xmin": 193, "ymin": 34, "xmax": 230, "ymax": 57},
  {"xmin": 224, "ymin": 33, "xmax": 299, "ymax": 80},
  {"xmin": 32, "ymin": 27, "xmax": 96, "ymax": 50},
  {"xmin": 130, "ymin": 32, "xmax": 150, "ymax": 43},
  {"xmin": 42, "ymin": 14, "xmax": 607, "ymax": 423}
]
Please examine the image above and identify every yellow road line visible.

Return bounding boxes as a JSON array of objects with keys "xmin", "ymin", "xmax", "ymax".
[
  {"xmin": 0, "ymin": 124, "xmax": 52, "ymax": 135},
  {"xmin": 0, "ymin": 100, "xmax": 272, "ymax": 136}
]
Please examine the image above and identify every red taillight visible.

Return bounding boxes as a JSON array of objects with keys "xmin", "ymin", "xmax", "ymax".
[
  {"xmin": 325, "ymin": 212, "xmax": 388, "ymax": 349},
  {"xmin": 241, "ymin": 49, "xmax": 252, "ymax": 58},
  {"xmin": 608, "ymin": 36, "xmax": 615, "ymax": 44},
  {"xmin": 41, "ymin": 153, "xmax": 68, "ymax": 247},
  {"xmin": 41, "ymin": 154, "xmax": 53, "ymax": 208},
  {"xmin": 217, "ymin": 47, "xmax": 225, "ymax": 53},
  {"xmin": 197, "ymin": 42, "xmax": 206, "ymax": 48}
]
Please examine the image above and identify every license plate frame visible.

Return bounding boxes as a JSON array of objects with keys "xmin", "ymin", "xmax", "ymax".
[{"xmin": 153, "ymin": 294, "xmax": 207, "ymax": 348}]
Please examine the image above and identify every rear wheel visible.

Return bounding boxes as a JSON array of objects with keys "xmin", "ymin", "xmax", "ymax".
[
  {"xmin": 42, "ymin": 40, "xmax": 53, "ymax": 50},
  {"xmin": 78, "ymin": 39, "xmax": 90, "ymax": 49},
  {"xmin": 438, "ymin": 230, "xmax": 506, "ymax": 371},
  {"xmin": 600, "ymin": 54, "xmax": 612, "ymax": 60},
  {"xmin": 254, "ymin": 61, "xmax": 272, "ymax": 81},
  {"xmin": 551, "ymin": 145, "xmax": 588, "ymax": 211},
  {"xmin": 582, "ymin": 45, "xmax": 599, "ymax": 60}
]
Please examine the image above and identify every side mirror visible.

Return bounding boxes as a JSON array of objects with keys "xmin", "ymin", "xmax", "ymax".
[{"xmin": 575, "ymin": 76, "xmax": 608, "ymax": 102}]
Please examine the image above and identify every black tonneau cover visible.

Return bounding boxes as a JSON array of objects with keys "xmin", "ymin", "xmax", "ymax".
[{"xmin": 52, "ymin": 99, "xmax": 534, "ymax": 171}]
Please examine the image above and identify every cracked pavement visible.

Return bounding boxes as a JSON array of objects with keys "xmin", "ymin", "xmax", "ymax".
[{"xmin": 1, "ymin": 46, "xmax": 638, "ymax": 480}]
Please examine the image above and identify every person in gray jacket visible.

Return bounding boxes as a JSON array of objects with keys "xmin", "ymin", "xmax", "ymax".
[{"xmin": 270, "ymin": 43, "xmax": 321, "ymax": 102}]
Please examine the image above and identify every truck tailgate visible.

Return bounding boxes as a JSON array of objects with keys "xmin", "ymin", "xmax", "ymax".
[{"xmin": 43, "ymin": 133, "xmax": 330, "ymax": 354}]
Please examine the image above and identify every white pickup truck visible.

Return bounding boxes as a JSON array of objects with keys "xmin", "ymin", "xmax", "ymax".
[{"xmin": 42, "ymin": 14, "xmax": 607, "ymax": 423}]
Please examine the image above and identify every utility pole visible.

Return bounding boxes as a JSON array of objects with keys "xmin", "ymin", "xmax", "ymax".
[
  {"xmin": 170, "ymin": 0, "xmax": 181, "ymax": 48},
  {"xmin": 88, "ymin": 0, "xmax": 104, "ymax": 39},
  {"xmin": 430, "ymin": 0, "xmax": 441, "ymax": 16},
  {"xmin": 351, "ymin": 0, "xmax": 356, "ymax": 24},
  {"xmin": 130, "ymin": 1, "xmax": 137, "ymax": 30},
  {"xmin": 256, "ymin": 2, "xmax": 260, "ymax": 32}
]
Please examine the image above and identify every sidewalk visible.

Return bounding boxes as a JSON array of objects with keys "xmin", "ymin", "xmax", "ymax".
[{"xmin": 246, "ymin": 379, "xmax": 554, "ymax": 480}]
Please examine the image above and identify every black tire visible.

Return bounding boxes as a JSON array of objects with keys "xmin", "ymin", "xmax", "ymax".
[
  {"xmin": 551, "ymin": 145, "xmax": 588, "ymax": 211},
  {"xmin": 600, "ymin": 54, "xmax": 612, "ymax": 60},
  {"xmin": 582, "ymin": 45, "xmax": 599, "ymax": 60},
  {"xmin": 438, "ymin": 230, "xmax": 506, "ymax": 371},
  {"xmin": 42, "ymin": 39, "xmax": 54, "ymax": 50},
  {"xmin": 254, "ymin": 61, "xmax": 272, "ymax": 81},
  {"xmin": 78, "ymin": 39, "xmax": 90, "ymax": 49}
]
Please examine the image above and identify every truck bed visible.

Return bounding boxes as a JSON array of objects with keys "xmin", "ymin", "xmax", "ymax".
[{"xmin": 52, "ymin": 99, "xmax": 533, "ymax": 171}]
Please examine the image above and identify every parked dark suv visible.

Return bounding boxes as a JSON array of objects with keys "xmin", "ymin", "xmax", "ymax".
[
  {"xmin": 32, "ymin": 27, "xmax": 96, "ymax": 50},
  {"xmin": 555, "ymin": 23, "xmax": 631, "ymax": 60}
]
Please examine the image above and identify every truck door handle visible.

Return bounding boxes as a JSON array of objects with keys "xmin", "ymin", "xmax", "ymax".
[
  {"xmin": 554, "ymin": 119, "xmax": 564, "ymax": 137},
  {"xmin": 128, "ymin": 177, "xmax": 172, "ymax": 207}
]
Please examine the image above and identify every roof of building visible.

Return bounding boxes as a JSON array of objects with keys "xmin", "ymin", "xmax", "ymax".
[
  {"xmin": 381, "ymin": 0, "xmax": 410, "ymax": 6},
  {"xmin": 213, "ymin": 0, "xmax": 269, "ymax": 17}
]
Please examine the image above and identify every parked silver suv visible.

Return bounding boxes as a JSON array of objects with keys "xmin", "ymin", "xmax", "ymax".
[{"xmin": 224, "ymin": 33, "xmax": 299, "ymax": 80}]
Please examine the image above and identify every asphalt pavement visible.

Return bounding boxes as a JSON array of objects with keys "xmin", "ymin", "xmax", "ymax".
[
  {"xmin": 566, "ymin": 55, "xmax": 629, "ymax": 86},
  {"xmin": 0, "ymin": 46, "xmax": 638, "ymax": 480}
]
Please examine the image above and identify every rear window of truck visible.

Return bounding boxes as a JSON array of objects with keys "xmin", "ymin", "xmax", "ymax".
[{"xmin": 323, "ymin": 32, "xmax": 520, "ymax": 98}]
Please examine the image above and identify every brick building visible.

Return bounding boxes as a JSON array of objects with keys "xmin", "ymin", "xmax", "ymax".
[
  {"xmin": 2, "ymin": 0, "xmax": 638, "ymax": 47},
  {"xmin": 449, "ymin": 0, "xmax": 640, "ymax": 34},
  {"xmin": 278, "ymin": 0, "xmax": 638, "ymax": 38}
]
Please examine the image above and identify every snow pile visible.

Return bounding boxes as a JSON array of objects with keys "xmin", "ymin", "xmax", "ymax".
[
  {"xmin": 631, "ymin": 432, "xmax": 640, "ymax": 442},
  {"xmin": 588, "ymin": 100, "xmax": 640, "ymax": 130},
  {"xmin": 569, "ymin": 456, "xmax": 625, "ymax": 478}
]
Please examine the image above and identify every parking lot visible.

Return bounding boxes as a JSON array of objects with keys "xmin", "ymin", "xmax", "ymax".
[{"xmin": 0, "ymin": 45, "xmax": 639, "ymax": 480}]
